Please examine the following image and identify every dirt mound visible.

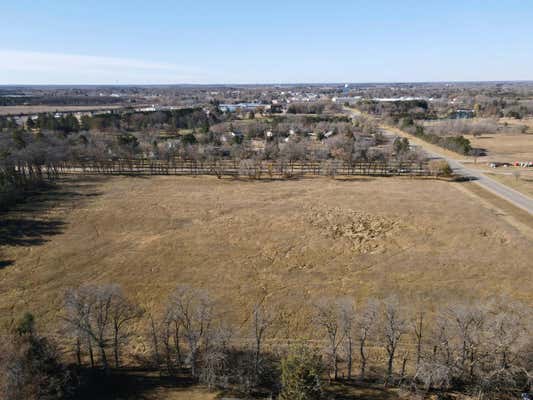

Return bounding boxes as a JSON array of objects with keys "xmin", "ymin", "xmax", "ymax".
[{"xmin": 305, "ymin": 206, "xmax": 400, "ymax": 253}]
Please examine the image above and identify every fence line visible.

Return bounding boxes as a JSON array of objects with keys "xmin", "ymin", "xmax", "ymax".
[{"xmin": 49, "ymin": 158, "xmax": 431, "ymax": 178}]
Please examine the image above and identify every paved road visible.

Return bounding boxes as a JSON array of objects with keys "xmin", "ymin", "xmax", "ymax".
[
  {"xmin": 345, "ymin": 108, "xmax": 533, "ymax": 214},
  {"xmin": 383, "ymin": 127, "xmax": 533, "ymax": 215}
]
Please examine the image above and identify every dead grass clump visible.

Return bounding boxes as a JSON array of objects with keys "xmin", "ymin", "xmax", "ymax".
[{"xmin": 305, "ymin": 206, "xmax": 400, "ymax": 253}]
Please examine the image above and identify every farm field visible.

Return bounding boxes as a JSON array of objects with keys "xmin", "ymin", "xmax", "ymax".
[
  {"xmin": 0, "ymin": 104, "xmax": 126, "ymax": 115},
  {"xmin": 465, "ymin": 132, "xmax": 533, "ymax": 197},
  {"xmin": 1, "ymin": 175, "xmax": 532, "ymax": 339},
  {"xmin": 484, "ymin": 172, "xmax": 533, "ymax": 198},
  {"xmin": 500, "ymin": 117, "xmax": 533, "ymax": 134},
  {"xmin": 467, "ymin": 132, "xmax": 533, "ymax": 163}
]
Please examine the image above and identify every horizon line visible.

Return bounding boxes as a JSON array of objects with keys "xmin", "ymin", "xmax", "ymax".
[{"xmin": 2, "ymin": 79, "xmax": 533, "ymax": 88}]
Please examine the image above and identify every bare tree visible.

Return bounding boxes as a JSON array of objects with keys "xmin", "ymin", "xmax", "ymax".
[
  {"xmin": 447, "ymin": 303, "xmax": 486, "ymax": 381},
  {"xmin": 429, "ymin": 312, "xmax": 454, "ymax": 377},
  {"xmin": 64, "ymin": 286, "xmax": 99, "ymax": 371},
  {"xmin": 413, "ymin": 311, "xmax": 425, "ymax": 371},
  {"xmin": 399, "ymin": 350, "xmax": 409, "ymax": 384},
  {"xmin": 487, "ymin": 300, "xmax": 530, "ymax": 371},
  {"xmin": 357, "ymin": 299, "xmax": 378, "ymax": 380},
  {"xmin": 382, "ymin": 296, "xmax": 407, "ymax": 385},
  {"xmin": 167, "ymin": 285, "xmax": 214, "ymax": 378},
  {"xmin": 87, "ymin": 286, "xmax": 114, "ymax": 373},
  {"xmin": 201, "ymin": 323, "xmax": 233, "ymax": 390},
  {"xmin": 62, "ymin": 302, "xmax": 88, "ymax": 367},
  {"xmin": 314, "ymin": 298, "xmax": 345, "ymax": 381},
  {"xmin": 160, "ymin": 305, "xmax": 184, "ymax": 371},
  {"xmin": 109, "ymin": 285, "xmax": 143, "ymax": 368},
  {"xmin": 239, "ymin": 158, "xmax": 262, "ymax": 179},
  {"xmin": 64, "ymin": 284, "xmax": 138, "ymax": 374},
  {"xmin": 339, "ymin": 298, "xmax": 356, "ymax": 380},
  {"xmin": 148, "ymin": 312, "xmax": 162, "ymax": 371},
  {"xmin": 251, "ymin": 302, "xmax": 275, "ymax": 381},
  {"xmin": 414, "ymin": 361, "xmax": 452, "ymax": 391},
  {"xmin": 160, "ymin": 313, "xmax": 176, "ymax": 373},
  {"xmin": 172, "ymin": 316, "xmax": 183, "ymax": 368}
]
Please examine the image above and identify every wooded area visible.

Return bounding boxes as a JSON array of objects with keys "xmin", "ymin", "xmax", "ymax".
[{"xmin": 2, "ymin": 285, "xmax": 531, "ymax": 399}]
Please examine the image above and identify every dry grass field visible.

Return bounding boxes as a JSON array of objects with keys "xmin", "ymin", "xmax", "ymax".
[
  {"xmin": 468, "ymin": 132, "xmax": 533, "ymax": 163},
  {"xmin": 1, "ymin": 175, "xmax": 532, "ymax": 340},
  {"xmin": 500, "ymin": 117, "xmax": 533, "ymax": 134},
  {"xmin": 466, "ymin": 132, "xmax": 533, "ymax": 197},
  {"xmin": 484, "ymin": 172, "xmax": 533, "ymax": 198}
]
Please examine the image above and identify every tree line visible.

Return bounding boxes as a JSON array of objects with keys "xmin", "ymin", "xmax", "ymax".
[
  {"xmin": 400, "ymin": 119, "xmax": 473, "ymax": 155},
  {"xmin": 2, "ymin": 283, "xmax": 531, "ymax": 399},
  {"xmin": 1, "ymin": 110, "xmax": 437, "ymax": 209},
  {"xmin": 355, "ymin": 101, "xmax": 474, "ymax": 156}
]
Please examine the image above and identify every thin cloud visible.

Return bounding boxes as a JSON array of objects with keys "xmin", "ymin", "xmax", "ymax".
[{"xmin": 0, "ymin": 50, "xmax": 207, "ymax": 84}]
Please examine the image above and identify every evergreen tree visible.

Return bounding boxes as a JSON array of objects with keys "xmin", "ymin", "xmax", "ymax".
[{"xmin": 280, "ymin": 344, "xmax": 323, "ymax": 400}]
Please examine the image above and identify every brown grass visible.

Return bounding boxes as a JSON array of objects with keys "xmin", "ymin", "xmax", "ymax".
[
  {"xmin": 1, "ymin": 175, "xmax": 531, "ymax": 338},
  {"xmin": 484, "ymin": 172, "xmax": 533, "ymax": 198},
  {"xmin": 465, "ymin": 133, "xmax": 533, "ymax": 198},
  {"xmin": 468, "ymin": 133, "xmax": 533, "ymax": 163},
  {"xmin": 500, "ymin": 117, "xmax": 533, "ymax": 134},
  {"xmin": 457, "ymin": 181, "xmax": 533, "ymax": 238}
]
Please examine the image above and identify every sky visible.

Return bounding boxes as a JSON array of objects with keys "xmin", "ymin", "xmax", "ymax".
[{"xmin": 1, "ymin": 0, "xmax": 533, "ymax": 84}]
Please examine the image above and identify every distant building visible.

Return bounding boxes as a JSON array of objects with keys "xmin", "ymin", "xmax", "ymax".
[
  {"xmin": 220, "ymin": 131, "xmax": 244, "ymax": 143},
  {"xmin": 332, "ymin": 96, "xmax": 361, "ymax": 105},
  {"xmin": 134, "ymin": 105, "xmax": 179, "ymax": 112},
  {"xmin": 450, "ymin": 109, "xmax": 475, "ymax": 119},
  {"xmin": 372, "ymin": 97, "xmax": 427, "ymax": 102},
  {"xmin": 135, "ymin": 106, "xmax": 157, "ymax": 112},
  {"xmin": 269, "ymin": 103, "xmax": 283, "ymax": 113},
  {"xmin": 218, "ymin": 103, "xmax": 265, "ymax": 113}
]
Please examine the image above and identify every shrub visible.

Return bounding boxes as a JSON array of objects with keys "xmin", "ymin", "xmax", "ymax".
[
  {"xmin": 0, "ymin": 313, "xmax": 75, "ymax": 400},
  {"xmin": 279, "ymin": 344, "xmax": 323, "ymax": 400},
  {"xmin": 428, "ymin": 160, "xmax": 452, "ymax": 177}
]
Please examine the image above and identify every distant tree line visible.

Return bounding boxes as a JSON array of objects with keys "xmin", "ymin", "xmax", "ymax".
[
  {"xmin": 357, "ymin": 100, "xmax": 434, "ymax": 121},
  {"xmin": 0, "ymin": 116, "xmax": 20, "ymax": 130},
  {"xmin": 400, "ymin": 118, "xmax": 473, "ymax": 155},
  {"xmin": 0, "ymin": 95, "xmax": 124, "ymax": 107},
  {"xmin": 287, "ymin": 102, "xmax": 326, "ymax": 114},
  {"xmin": 1, "ymin": 109, "xmax": 431, "ymax": 209},
  {"xmin": 353, "ymin": 101, "xmax": 474, "ymax": 156},
  {"xmin": 77, "ymin": 108, "xmax": 218, "ymax": 133}
]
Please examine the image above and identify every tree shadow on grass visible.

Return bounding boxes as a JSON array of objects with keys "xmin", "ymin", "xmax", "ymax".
[
  {"xmin": 0, "ymin": 259, "xmax": 14, "ymax": 269},
  {"xmin": 325, "ymin": 380, "xmax": 401, "ymax": 400},
  {"xmin": 74, "ymin": 368, "xmax": 198, "ymax": 400},
  {"xmin": 454, "ymin": 175, "xmax": 480, "ymax": 182},
  {"xmin": 0, "ymin": 218, "xmax": 66, "ymax": 246},
  {"xmin": 0, "ymin": 176, "xmax": 106, "ymax": 268},
  {"xmin": 7, "ymin": 181, "xmax": 104, "ymax": 215},
  {"xmin": 228, "ymin": 174, "xmax": 325, "ymax": 183},
  {"xmin": 333, "ymin": 177, "xmax": 376, "ymax": 182}
]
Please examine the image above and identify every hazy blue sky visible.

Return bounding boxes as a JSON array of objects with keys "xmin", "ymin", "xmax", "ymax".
[{"xmin": 1, "ymin": 0, "xmax": 533, "ymax": 84}]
